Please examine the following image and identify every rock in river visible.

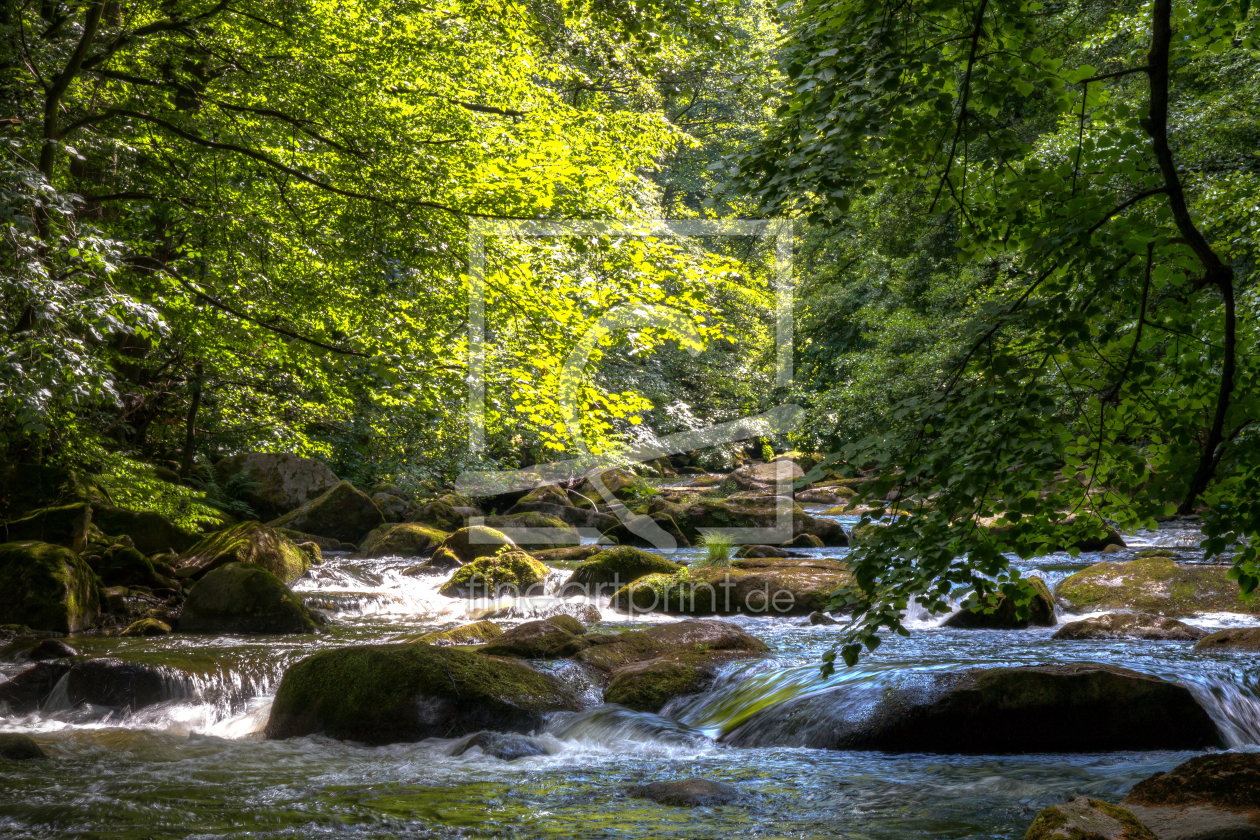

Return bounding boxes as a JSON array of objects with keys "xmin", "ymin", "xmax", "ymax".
[
  {"xmin": 176, "ymin": 521, "xmax": 311, "ymax": 583},
  {"xmin": 264, "ymin": 643, "xmax": 582, "ymax": 744},
  {"xmin": 0, "ymin": 733, "xmax": 47, "ymax": 761},
  {"xmin": 269, "ymin": 480, "xmax": 384, "ymax": 544},
  {"xmin": 180, "ymin": 562, "xmax": 319, "ymax": 634},
  {"xmin": 1194, "ymin": 626, "xmax": 1260, "ymax": 651},
  {"xmin": 1024, "ymin": 797, "xmax": 1155, "ymax": 840},
  {"xmin": 627, "ymin": 778, "xmax": 742, "ymax": 807},
  {"xmin": 1123, "ymin": 752, "xmax": 1260, "ymax": 840},
  {"xmin": 1054, "ymin": 612, "xmax": 1206, "ymax": 641},
  {"xmin": 1055, "ymin": 554, "xmax": 1260, "ymax": 616},
  {"xmin": 943, "ymin": 576, "xmax": 1056, "ymax": 629},
  {"xmin": 0, "ymin": 541, "xmax": 100, "ymax": 633}
]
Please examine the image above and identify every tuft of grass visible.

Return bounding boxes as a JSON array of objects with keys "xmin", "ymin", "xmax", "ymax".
[{"xmin": 697, "ymin": 532, "xmax": 733, "ymax": 568}]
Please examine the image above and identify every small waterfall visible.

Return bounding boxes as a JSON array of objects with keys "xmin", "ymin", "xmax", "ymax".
[{"xmin": 1182, "ymin": 673, "xmax": 1260, "ymax": 747}]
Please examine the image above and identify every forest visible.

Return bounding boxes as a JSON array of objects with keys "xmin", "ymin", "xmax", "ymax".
[{"xmin": 1, "ymin": 0, "xmax": 1259, "ymax": 837}]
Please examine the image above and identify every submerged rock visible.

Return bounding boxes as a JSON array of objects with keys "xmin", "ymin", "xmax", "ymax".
[
  {"xmin": 1193, "ymin": 626, "xmax": 1260, "ymax": 651},
  {"xmin": 0, "ymin": 541, "xmax": 100, "ymax": 633},
  {"xmin": 809, "ymin": 611, "xmax": 839, "ymax": 626},
  {"xmin": 562, "ymin": 546, "xmax": 681, "ymax": 595},
  {"xmin": 627, "ymin": 778, "xmax": 741, "ymax": 807},
  {"xmin": 450, "ymin": 730, "xmax": 549, "ymax": 760},
  {"xmin": 943, "ymin": 577, "xmax": 1056, "ymax": 629},
  {"xmin": 176, "ymin": 521, "xmax": 311, "ymax": 583},
  {"xmin": 778, "ymin": 663, "xmax": 1220, "ymax": 753},
  {"xmin": 180, "ymin": 562, "xmax": 319, "ymax": 634},
  {"xmin": 416, "ymin": 620, "xmax": 503, "ymax": 646},
  {"xmin": 0, "ymin": 733, "xmax": 46, "ymax": 761},
  {"xmin": 479, "ymin": 619, "xmax": 589, "ymax": 659},
  {"xmin": 360, "ymin": 523, "xmax": 448, "ymax": 558},
  {"xmin": 1055, "ymin": 555, "xmax": 1260, "ymax": 616},
  {"xmin": 214, "ymin": 452, "xmax": 340, "ymax": 521},
  {"xmin": 438, "ymin": 551, "xmax": 549, "ymax": 598},
  {"xmin": 269, "ymin": 480, "xmax": 385, "ymax": 544},
  {"xmin": 1124, "ymin": 752, "xmax": 1260, "ymax": 839},
  {"xmin": 264, "ymin": 643, "xmax": 582, "ymax": 744},
  {"xmin": 1024, "ymin": 797, "xmax": 1154, "ymax": 840},
  {"xmin": 1054, "ymin": 613, "xmax": 1207, "ymax": 641}
]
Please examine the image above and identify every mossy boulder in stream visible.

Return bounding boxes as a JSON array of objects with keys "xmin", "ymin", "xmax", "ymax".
[
  {"xmin": 407, "ymin": 499, "xmax": 466, "ymax": 532},
  {"xmin": 781, "ymin": 663, "xmax": 1220, "ymax": 753},
  {"xmin": 1193, "ymin": 626, "xmax": 1260, "ymax": 651},
  {"xmin": 0, "ymin": 541, "xmax": 100, "ymax": 633},
  {"xmin": 268, "ymin": 480, "xmax": 384, "ymax": 544},
  {"xmin": 416, "ymin": 620, "xmax": 503, "ymax": 646},
  {"xmin": 360, "ymin": 523, "xmax": 448, "ymax": 558},
  {"xmin": 943, "ymin": 576, "xmax": 1056, "ymax": 629},
  {"xmin": 438, "ymin": 550, "xmax": 549, "ymax": 598},
  {"xmin": 645, "ymin": 498, "xmax": 847, "ymax": 546},
  {"xmin": 176, "ymin": 521, "xmax": 310, "ymax": 583},
  {"xmin": 264, "ymin": 643, "xmax": 582, "ymax": 744},
  {"xmin": 97, "ymin": 544, "xmax": 179, "ymax": 591},
  {"xmin": 562, "ymin": 546, "xmax": 681, "ymax": 595},
  {"xmin": 180, "ymin": 562, "xmax": 319, "ymax": 634},
  {"xmin": 484, "ymin": 513, "xmax": 581, "ymax": 547},
  {"xmin": 609, "ymin": 557, "xmax": 851, "ymax": 616},
  {"xmin": 0, "ymin": 733, "xmax": 46, "ymax": 761},
  {"xmin": 1054, "ymin": 613, "xmax": 1206, "ymax": 641},
  {"xmin": 479, "ymin": 619, "xmax": 590, "ymax": 658},
  {"xmin": 1122, "ymin": 753, "xmax": 1260, "ymax": 839},
  {"xmin": 1024, "ymin": 797, "xmax": 1155, "ymax": 840},
  {"xmin": 605, "ymin": 656, "xmax": 737, "ymax": 713},
  {"xmin": 1054, "ymin": 555, "xmax": 1260, "ymax": 616},
  {"xmin": 439, "ymin": 526, "xmax": 515, "ymax": 563}
]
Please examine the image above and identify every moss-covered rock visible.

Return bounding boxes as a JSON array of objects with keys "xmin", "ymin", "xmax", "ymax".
[
  {"xmin": 533, "ymin": 545, "xmax": 605, "ymax": 565},
  {"xmin": 214, "ymin": 452, "xmax": 340, "ymax": 520},
  {"xmin": 1054, "ymin": 613, "xmax": 1206, "ymax": 641},
  {"xmin": 562, "ymin": 546, "xmax": 681, "ymax": 595},
  {"xmin": 175, "ymin": 521, "xmax": 310, "ymax": 583},
  {"xmin": 575, "ymin": 619, "xmax": 769, "ymax": 675},
  {"xmin": 90, "ymin": 505, "xmax": 200, "ymax": 555},
  {"xmin": 360, "ymin": 523, "xmax": 448, "ymax": 558},
  {"xmin": 484, "ymin": 512, "xmax": 581, "ymax": 547},
  {"xmin": 479, "ymin": 619, "xmax": 589, "ymax": 658},
  {"xmin": 275, "ymin": 529, "xmax": 348, "ymax": 552},
  {"xmin": 513, "ymin": 485, "xmax": 572, "ymax": 508},
  {"xmin": 416, "ymin": 620, "xmax": 503, "ymax": 646},
  {"xmin": 438, "ymin": 550, "xmax": 550, "ymax": 598},
  {"xmin": 627, "ymin": 778, "xmax": 741, "ymax": 808},
  {"xmin": 609, "ymin": 558, "xmax": 852, "ymax": 617},
  {"xmin": 372, "ymin": 492, "xmax": 407, "ymax": 522},
  {"xmin": 180, "ymin": 562, "xmax": 318, "ymax": 634},
  {"xmin": 439, "ymin": 525, "xmax": 515, "ymax": 563},
  {"xmin": 812, "ymin": 663, "xmax": 1220, "ymax": 753},
  {"xmin": 27, "ymin": 639, "xmax": 78, "ymax": 660},
  {"xmin": 782, "ymin": 533, "xmax": 824, "ymax": 548},
  {"xmin": 1024, "ymin": 797, "xmax": 1155, "ymax": 840},
  {"xmin": 0, "ymin": 733, "xmax": 46, "ymax": 761},
  {"xmin": 97, "ymin": 544, "xmax": 179, "ymax": 591},
  {"xmin": 0, "ymin": 461, "xmax": 91, "ymax": 520},
  {"xmin": 2, "ymin": 503, "xmax": 93, "ymax": 553},
  {"xmin": 600, "ymin": 513, "xmax": 692, "ymax": 549},
  {"xmin": 1125, "ymin": 752, "xmax": 1260, "ymax": 811},
  {"xmin": 1054, "ymin": 555, "xmax": 1260, "ymax": 616},
  {"xmin": 269, "ymin": 480, "xmax": 384, "ymax": 544},
  {"xmin": 943, "ymin": 576, "xmax": 1056, "ymax": 629},
  {"xmin": 577, "ymin": 468, "xmax": 643, "ymax": 501},
  {"xmin": 450, "ymin": 730, "xmax": 549, "ymax": 760},
  {"xmin": 120, "ymin": 618, "xmax": 171, "ymax": 637},
  {"xmin": 544, "ymin": 614, "xmax": 586, "ymax": 635},
  {"xmin": 1193, "ymin": 626, "xmax": 1260, "ymax": 651},
  {"xmin": 605, "ymin": 655, "xmax": 739, "ymax": 713},
  {"xmin": 407, "ymin": 499, "xmax": 466, "ymax": 532},
  {"xmin": 645, "ymin": 498, "xmax": 846, "ymax": 546},
  {"xmin": 0, "ymin": 541, "xmax": 100, "ymax": 633},
  {"xmin": 264, "ymin": 643, "xmax": 582, "ymax": 744}
]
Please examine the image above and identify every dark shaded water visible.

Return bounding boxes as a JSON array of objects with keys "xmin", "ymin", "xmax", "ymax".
[{"xmin": 2, "ymin": 514, "xmax": 1257, "ymax": 839}]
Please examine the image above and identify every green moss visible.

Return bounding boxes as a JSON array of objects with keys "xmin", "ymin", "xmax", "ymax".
[
  {"xmin": 181, "ymin": 562, "xmax": 318, "ymax": 634},
  {"xmin": 1055, "ymin": 556, "xmax": 1260, "ymax": 616},
  {"xmin": 485, "ymin": 512, "xmax": 580, "ymax": 547},
  {"xmin": 438, "ymin": 550, "xmax": 550, "ymax": 598},
  {"xmin": 361, "ymin": 523, "xmax": 448, "ymax": 557},
  {"xmin": 439, "ymin": 525, "xmax": 514, "ymax": 563},
  {"xmin": 98, "ymin": 545, "xmax": 175, "ymax": 590},
  {"xmin": 545, "ymin": 614, "xmax": 586, "ymax": 635},
  {"xmin": 121, "ymin": 617, "xmax": 171, "ymax": 637},
  {"xmin": 264, "ymin": 643, "xmax": 581, "ymax": 743},
  {"xmin": 2, "ymin": 503, "xmax": 93, "ymax": 552},
  {"xmin": 563, "ymin": 546, "xmax": 681, "ymax": 592},
  {"xmin": 269, "ymin": 480, "xmax": 385, "ymax": 543},
  {"xmin": 407, "ymin": 500, "xmax": 465, "ymax": 532},
  {"xmin": 605, "ymin": 659, "xmax": 710, "ymax": 712},
  {"xmin": 416, "ymin": 620, "xmax": 503, "ymax": 646},
  {"xmin": 177, "ymin": 521, "xmax": 310, "ymax": 582},
  {"xmin": 0, "ymin": 541, "xmax": 100, "ymax": 633},
  {"xmin": 609, "ymin": 564, "xmax": 851, "ymax": 616},
  {"xmin": 0, "ymin": 733, "xmax": 46, "ymax": 761}
]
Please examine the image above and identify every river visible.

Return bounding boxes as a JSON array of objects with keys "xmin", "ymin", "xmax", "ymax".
[{"xmin": 2, "ymin": 511, "xmax": 1257, "ymax": 839}]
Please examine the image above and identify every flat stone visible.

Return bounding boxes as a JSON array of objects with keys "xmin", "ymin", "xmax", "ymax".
[{"xmin": 627, "ymin": 778, "xmax": 741, "ymax": 807}]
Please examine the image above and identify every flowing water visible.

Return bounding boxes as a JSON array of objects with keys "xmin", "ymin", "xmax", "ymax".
[{"xmin": 2, "ymin": 512, "xmax": 1258, "ymax": 839}]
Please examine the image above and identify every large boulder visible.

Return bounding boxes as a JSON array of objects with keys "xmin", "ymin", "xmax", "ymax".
[
  {"xmin": 175, "ymin": 521, "xmax": 310, "ymax": 582},
  {"xmin": 479, "ymin": 619, "xmax": 590, "ymax": 659},
  {"xmin": 439, "ymin": 526, "xmax": 515, "ymax": 563},
  {"xmin": 1024, "ymin": 797, "xmax": 1155, "ymax": 840},
  {"xmin": 562, "ymin": 546, "xmax": 681, "ymax": 596},
  {"xmin": 942, "ymin": 577, "xmax": 1056, "ymax": 629},
  {"xmin": 90, "ymin": 505, "xmax": 199, "ymax": 554},
  {"xmin": 180, "ymin": 562, "xmax": 319, "ymax": 634},
  {"xmin": 438, "ymin": 551, "xmax": 550, "ymax": 599},
  {"xmin": 1055, "ymin": 555, "xmax": 1260, "ymax": 616},
  {"xmin": 1124, "ymin": 753, "xmax": 1260, "ymax": 840},
  {"xmin": 1055, "ymin": 612, "xmax": 1207, "ymax": 641},
  {"xmin": 269, "ymin": 480, "xmax": 384, "ymax": 544},
  {"xmin": 371, "ymin": 493, "xmax": 407, "ymax": 522},
  {"xmin": 609, "ymin": 556, "xmax": 851, "ymax": 617},
  {"xmin": 407, "ymin": 499, "xmax": 466, "ymax": 532},
  {"xmin": 1194, "ymin": 626, "xmax": 1260, "ymax": 651},
  {"xmin": 2, "ymin": 503, "xmax": 93, "ymax": 553},
  {"xmin": 360, "ymin": 523, "xmax": 447, "ymax": 558},
  {"xmin": 605, "ymin": 656, "xmax": 737, "ymax": 713},
  {"xmin": 575, "ymin": 619, "xmax": 768, "ymax": 675},
  {"xmin": 484, "ymin": 512, "xmax": 581, "ymax": 547},
  {"xmin": 214, "ymin": 452, "xmax": 340, "ymax": 520},
  {"xmin": 0, "ymin": 541, "xmax": 100, "ymax": 633},
  {"xmin": 264, "ymin": 643, "xmax": 582, "ymax": 744},
  {"xmin": 778, "ymin": 663, "xmax": 1220, "ymax": 753}
]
